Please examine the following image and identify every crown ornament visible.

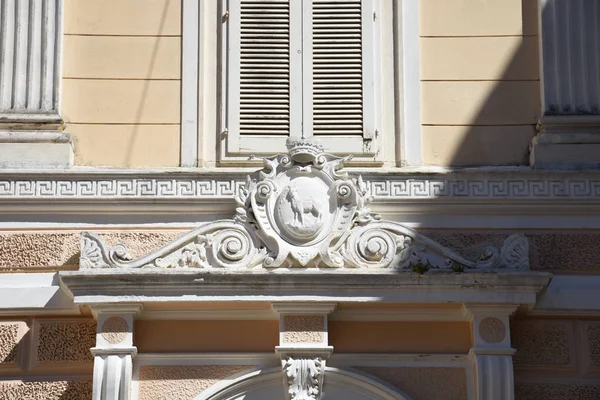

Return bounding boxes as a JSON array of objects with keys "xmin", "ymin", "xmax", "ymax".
[{"xmin": 286, "ymin": 137, "xmax": 325, "ymax": 163}]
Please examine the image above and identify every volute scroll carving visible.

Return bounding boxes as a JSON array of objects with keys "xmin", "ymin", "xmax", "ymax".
[{"xmin": 80, "ymin": 138, "xmax": 529, "ymax": 271}]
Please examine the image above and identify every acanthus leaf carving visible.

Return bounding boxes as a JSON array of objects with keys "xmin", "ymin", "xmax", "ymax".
[
  {"xmin": 282, "ymin": 356, "xmax": 324, "ymax": 400},
  {"xmin": 79, "ymin": 138, "xmax": 530, "ymax": 271}
]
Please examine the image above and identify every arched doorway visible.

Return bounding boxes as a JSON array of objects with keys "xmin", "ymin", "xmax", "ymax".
[{"xmin": 195, "ymin": 367, "xmax": 413, "ymax": 400}]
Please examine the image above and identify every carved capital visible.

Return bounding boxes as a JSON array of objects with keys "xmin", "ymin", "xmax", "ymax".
[{"xmin": 282, "ymin": 356, "xmax": 325, "ymax": 400}]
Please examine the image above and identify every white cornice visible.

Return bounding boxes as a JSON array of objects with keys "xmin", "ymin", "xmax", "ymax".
[{"xmin": 59, "ymin": 269, "xmax": 551, "ymax": 306}]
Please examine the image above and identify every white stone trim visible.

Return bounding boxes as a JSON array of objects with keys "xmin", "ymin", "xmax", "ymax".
[
  {"xmin": 137, "ymin": 305, "xmax": 466, "ymax": 322},
  {"xmin": 0, "ymin": 131, "xmax": 73, "ymax": 169},
  {"xmin": 134, "ymin": 353, "xmax": 277, "ymax": 367},
  {"xmin": 183, "ymin": 0, "xmax": 419, "ymax": 166},
  {"xmin": 0, "ymin": 273, "xmax": 77, "ymax": 314},
  {"xmin": 59, "ymin": 270, "xmax": 551, "ymax": 306},
  {"xmin": 330, "ymin": 353, "xmax": 468, "ymax": 368},
  {"xmin": 180, "ymin": 0, "xmax": 200, "ymax": 167},
  {"xmin": 90, "ymin": 305, "xmax": 142, "ymax": 400},
  {"xmin": 193, "ymin": 367, "xmax": 413, "ymax": 400},
  {"xmin": 396, "ymin": 0, "xmax": 422, "ymax": 167},
  {"xmin": 5, "ymin": 171, "xmax": 600, "ymax": 200},
  {"xmin": 464, "ymin": 305, "xmax": 517, "ymax": 400},
  {"xmin": 9, "ymin": 273, "xmax": 600, "ymax": 318},
  {"xmin": 533, "ymin": 275, "xmax": 600, "ymax": 315},
  {"xmin": 272, "ymin": 303, "xmax": 337, "ymax": 315}
]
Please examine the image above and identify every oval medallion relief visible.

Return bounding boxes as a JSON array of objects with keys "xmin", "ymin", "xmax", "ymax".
[
  {"xmin": 274, "ymin": 177, "xmax": 330, "ymax": 243},
  {"xmin": 101, "ymin": 317, "xmax": 129, "ymax": 345}
]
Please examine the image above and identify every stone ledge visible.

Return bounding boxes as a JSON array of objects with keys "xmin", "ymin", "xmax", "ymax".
[
  {"xmin": 531, "ymin": 116, "xmax": 600, "ymax": 169},
  {"xmin": 0, "ymin": 131, "xmax": 73, "ymax": 169}
]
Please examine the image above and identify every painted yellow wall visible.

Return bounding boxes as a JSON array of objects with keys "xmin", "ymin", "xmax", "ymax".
[
  {"xmin": 420, "ymin": 0, "xmax": 540, "ymax": 166},
  {"xmin": 329, "ymin": 321, "xmax": 472, "ymax": 353},
  {"xmin": 60, "ymin": 0, "xmax": 543, "ymax": 168},
  {"xmin": 135, "ymin": 320, "xmax": 281, "ymax": 353},
  {"xmin": 62, "ymin": 0, "xmax": 182, "ymax": 167}
]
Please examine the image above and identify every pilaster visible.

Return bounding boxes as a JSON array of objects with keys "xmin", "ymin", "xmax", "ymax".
[
  {"xmin": 272, "ymin": 303, "xmax": 336, "ymax": 400},
  {"xmin": 0, "ymin": 0, "xmax": 72, "ymax": 169},
  {"xmin": 90, "ymin": 304, "xmax": 142, "ymax": 400},
  {"xmin": 464, "ymin": 304, "xmax": 518, "ymax": 400}
]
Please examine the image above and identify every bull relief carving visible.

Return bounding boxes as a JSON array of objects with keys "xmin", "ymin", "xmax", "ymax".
[{"xmin": 80, "ymin": 138, "xmax": 529, "ymax": 271}]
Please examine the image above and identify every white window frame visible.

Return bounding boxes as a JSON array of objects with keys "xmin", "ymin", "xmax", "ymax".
[{"xmin": 181, "ymin": 0, "xmax": 422, "ymax": 168}]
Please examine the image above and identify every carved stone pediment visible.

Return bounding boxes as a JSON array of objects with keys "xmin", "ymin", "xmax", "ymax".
[{"xmin": 80, "ymin": 138, "xmax": 529, "ymax": 271}]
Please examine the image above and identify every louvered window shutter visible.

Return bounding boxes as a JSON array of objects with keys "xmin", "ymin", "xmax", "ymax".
[{"xmin": 224, "ymin": 0, "xmax": 379, "ymax": 159}]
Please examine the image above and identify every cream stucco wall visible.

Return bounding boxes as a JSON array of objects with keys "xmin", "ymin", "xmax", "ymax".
[
  {"xmin": 420, "ymin": 0, "xmax": 540, "ymax": 166},
  {"xmin": 62, "ymin": 0, "xmax": 182, "ymax": 167},
  {"xmin": 59, "ymin": 0, "xmax": 545, "ymax": 168}
]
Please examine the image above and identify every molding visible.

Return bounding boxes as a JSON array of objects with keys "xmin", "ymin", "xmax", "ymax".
[
  {"xmin": 330, "ymin": 353, "xmax": 467, "ymax": 368},
  {"xmin": 5, "ymin": 170, "xmax": 600, "ymax": 202},
  {"xmin": 469, "ymin": 348, "xmax": 516, "ymax": 357},
  {"xmin": 194, "ymin": 367, "xmax": 412, "ymax": 400},
  {"xmin": 59, "ymin": 269, "xmax": 551, "ymax": 306},
  {"xmin": 461, "ymin": 304, "xmax": 519, "ymax": 321},
  {"xmin": 134, "ymin": 353, "xmax": 277, "ymax": 366},
  {"xmin": 91, "ymin": 347, "xmax": 137, "ymax": 357},
  {"xmin": 6, "ymin": 169, "xmax": 600, "ymax": 227},
  {"xmin": 272, "ymin": 303, "xmax": 337, "ymax": 315},
  {"xmin": 139, "ymin": 309, "xmax": 277, "ymax": 321},
  {"xmin": 533, "ymin": 275, "xmax": 600, "ymax": 315},
  {"xmin": 133, "ymin": 353, "xmax": 467, "ymax": 368},
  {"xmin": 0, "ymin": 130, "xmax": 73, "ymax": 169},
  {"xmin": 139, "ymin": 306, "xmax": 465, "ymax": 322},
  {"xmin": 180, "ymin": 0, "xmax": 199, "ymax": 167},
  {"xmin": 0, "ymin": 273, "xmax": 78, "ymax": 314},
  {"xmin": 327, "ymin": 353, "xmax": 470, "ymax": 368},
  {"xmin": 0, "ymin": 112, "xmax": 63, "ymax": 126},
  {"xmin": 396, "ymin": 0, "xmax": 422, "ymax": 167},
  {"xmin": 537, "ymin": 115, "xmax": 600, "ymax": 136},
  {"xmin": 90, "ymin": 304, "xmax": 143, "ymax": 319},
  {"xmin": 0, "ymin": 131, "xmax": 71, "ymax": 143}
]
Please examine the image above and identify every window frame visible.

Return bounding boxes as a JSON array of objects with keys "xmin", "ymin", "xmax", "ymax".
[
  {"xmin": 222, "ymin": 0, "xmax": 381, "ymax": 162},
  {"xmin": 182, "ymin": 0, "xmax": 422, "ymax": 168}
]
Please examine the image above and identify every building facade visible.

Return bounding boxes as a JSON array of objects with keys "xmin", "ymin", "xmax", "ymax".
[{"xmin": 0, "ymin": 0, "xmax": 599, "ymax": 399}]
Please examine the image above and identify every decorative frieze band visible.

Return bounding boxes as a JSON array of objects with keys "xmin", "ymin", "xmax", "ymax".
[{"xmin": 3, "ymin": 174, "xmax": 600, "ymax": 200}]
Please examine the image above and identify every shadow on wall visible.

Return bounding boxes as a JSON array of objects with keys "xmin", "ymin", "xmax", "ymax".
[
  {"xmin": 122, "ymin": 0, "xmax": 173, "ymax": 166},
  {"xmin": 423, "ymin": 0, "xmax": 541, "ymax": 167}
]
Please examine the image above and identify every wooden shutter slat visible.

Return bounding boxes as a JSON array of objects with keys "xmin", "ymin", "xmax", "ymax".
[
  {"xmin": 238, "ymin": 0, "xmax": 290, "ymax": 136},
  {"xmin": 312, "ymin": 0, "xmax": 363, "ymax": 136}
]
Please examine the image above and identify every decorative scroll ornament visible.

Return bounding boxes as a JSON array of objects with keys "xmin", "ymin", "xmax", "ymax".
[
  {"xmin": 282, "ymin": 357, "xmax": 324, "ymax": 400},
  {"xmin": 80, "ymin": 138, "xmax": 530, "ymax": 271}
]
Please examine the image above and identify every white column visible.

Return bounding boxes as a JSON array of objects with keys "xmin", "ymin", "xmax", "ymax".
[
  {"xmin": 272, "ymin": 303, "xmax": 336, "ymax": 400},
  {"xmin": 90, "ymin": 304, "xmax": 142, "ymax": 400},
  {"xmin": 531, "ymin": 0, "xmax": 600, "ymax": 169},
  {"xmin": 0, "ymin": 0, "xmax": 62, "ymax": 121},
  {"xmin": 463, "ymin": 304, "xmax": 517, "ymax": 400},
  {"xmin": 0, "ymin": 0, "xmax": 72, "ymax": 169}
]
